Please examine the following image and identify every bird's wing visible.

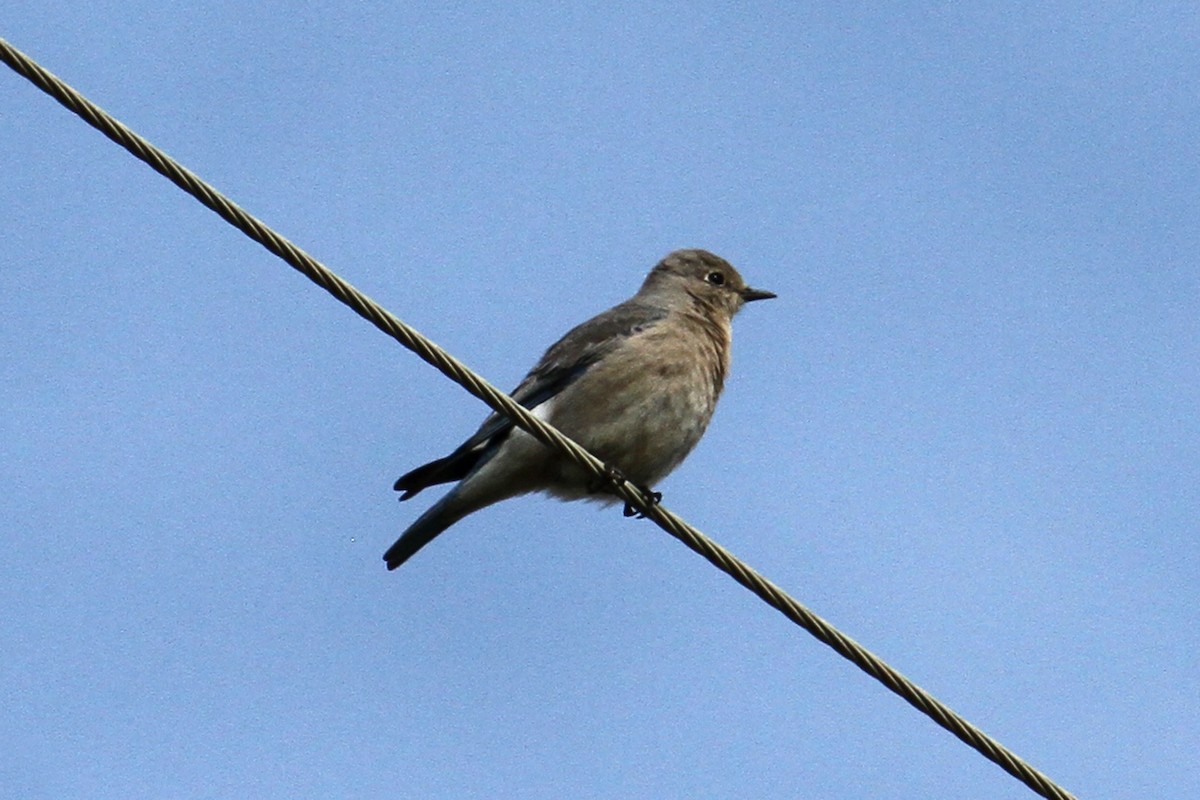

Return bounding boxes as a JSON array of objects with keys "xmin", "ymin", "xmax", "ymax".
[{"xmin": 394, "ymin": 301, "xmax": 666, "ymax": 499}]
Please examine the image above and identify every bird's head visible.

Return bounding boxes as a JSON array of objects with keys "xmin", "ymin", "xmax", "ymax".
[{"xmin": 639, "ymin": 249, "xmax": 775, "ymax": 318}]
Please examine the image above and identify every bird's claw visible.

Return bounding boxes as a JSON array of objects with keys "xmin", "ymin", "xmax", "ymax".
[
  {"xmin": 591, "ymin": 463, "xmax": 661, "ymax": 518},
  {"xmin": 589, "ymin": 462, "xmax": 628, "ymax": 494},
  {"xmin": 622, "ymin": 487, "xmax": 662, "ymax": 519}
]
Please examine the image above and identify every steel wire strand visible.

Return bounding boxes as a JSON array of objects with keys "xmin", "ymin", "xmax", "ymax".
[{"xmin": 1, "ymin": 36, "xmax": 1077, "ymax": 800}]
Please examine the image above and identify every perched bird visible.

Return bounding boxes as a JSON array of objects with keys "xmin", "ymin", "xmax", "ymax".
[{"xmin": 384, "ymin": 249, "xmax": 774, "ymax": 570}]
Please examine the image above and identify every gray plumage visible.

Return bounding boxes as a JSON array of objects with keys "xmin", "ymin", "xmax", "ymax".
[{"xmin": 384, "ymin": 249, "xmax": 774, "ymax": 570}]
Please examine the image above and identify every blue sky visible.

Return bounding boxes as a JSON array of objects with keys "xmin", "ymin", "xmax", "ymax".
[{"xmin": 2, "ymin": 4, "xmax": 1197, "ymax": 798}]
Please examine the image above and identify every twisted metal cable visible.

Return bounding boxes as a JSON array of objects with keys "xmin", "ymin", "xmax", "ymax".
[{"xmin": 1, "ymin": 36, "xmax": 1077, "ymax": 800}]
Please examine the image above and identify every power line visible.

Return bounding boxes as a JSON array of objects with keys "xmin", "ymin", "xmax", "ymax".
[{"xmin": 0, "ymin": 36, "xmax": 1078, "ymax": 800}]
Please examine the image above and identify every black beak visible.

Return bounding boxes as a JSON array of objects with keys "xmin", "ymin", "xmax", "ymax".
[{"xmin": 741, "ymin": 287, "xmax": 777, "ymax": 302}]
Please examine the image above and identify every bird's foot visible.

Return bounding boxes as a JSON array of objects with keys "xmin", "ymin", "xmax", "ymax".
[
  {"xmin": 590, "ymin": 463, "xmax": 662, "ymax": 518},
  {"xmin": 589, "ymin": 462, "xmax": 628, "ymax": 495},
  {"xmin": 622, "ymin": 485, "xmax": 662, "ymax": 519}
]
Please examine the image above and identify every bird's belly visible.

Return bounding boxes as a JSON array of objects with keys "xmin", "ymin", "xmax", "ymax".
[{"xmin": 543, "ymin": 363, "xmax": 718, "ymax": 492}]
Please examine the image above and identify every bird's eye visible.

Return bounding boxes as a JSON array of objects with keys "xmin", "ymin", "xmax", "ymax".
[{"xmin": 706, "ymin": 271, "xmax": 726, "ymax": 286}]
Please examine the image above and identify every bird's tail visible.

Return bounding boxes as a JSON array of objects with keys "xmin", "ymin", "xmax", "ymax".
[{"xmin": 383, "ymin": 488, "xmax": 473, "ymax": 570}]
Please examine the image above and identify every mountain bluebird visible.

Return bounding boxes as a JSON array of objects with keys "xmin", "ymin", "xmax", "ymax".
[{"xmin": 383, "ymin": 249, "xmax": 775, "ymax": 570}]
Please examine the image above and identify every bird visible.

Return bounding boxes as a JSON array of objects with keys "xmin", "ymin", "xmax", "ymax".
[{"xmin": 383, "ymin": 249, "xmax": 775, "ymax": 570}]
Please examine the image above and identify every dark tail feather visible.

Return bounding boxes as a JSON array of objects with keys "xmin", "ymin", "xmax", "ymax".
[
  {"xmin": 383, "ymin": 490, "xmax": 469, "ymax": 570},
  {"xmin": 393, "ymin": 449, "xmax": 482, "ymax": 500}
]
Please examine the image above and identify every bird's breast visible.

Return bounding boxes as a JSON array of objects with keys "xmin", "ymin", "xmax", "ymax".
[{"xmin": 543, "ymin": 314, "xmax": 730, "ymax": 487}]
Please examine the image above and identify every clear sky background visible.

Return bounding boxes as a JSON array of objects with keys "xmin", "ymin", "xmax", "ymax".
[{"xmin": 2, "ymin": 4, "xmax": 1197, "ymax": 799}]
